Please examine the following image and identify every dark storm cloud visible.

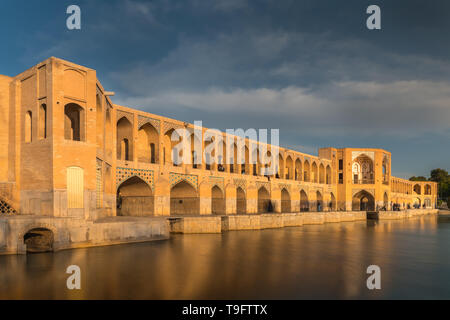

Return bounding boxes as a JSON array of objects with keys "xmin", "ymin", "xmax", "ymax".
[{"xmin": 1, "ymin": 0, "xmax": 449, "ymax": 177}]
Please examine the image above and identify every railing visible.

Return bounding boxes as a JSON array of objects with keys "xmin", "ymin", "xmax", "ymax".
[{"xmin": 353, "ymin": 179, "xmax": 374, "ymax": 184}]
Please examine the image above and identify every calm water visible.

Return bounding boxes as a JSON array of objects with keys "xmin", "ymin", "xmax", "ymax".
[{"xmin": 1, "ymin": 215, "xmax": 450, "ymax": 299}]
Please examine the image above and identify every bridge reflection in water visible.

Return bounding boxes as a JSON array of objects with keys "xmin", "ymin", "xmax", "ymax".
[{"xmin": 0, "ymin": 215, "xmax": 449, "ymax": 299}]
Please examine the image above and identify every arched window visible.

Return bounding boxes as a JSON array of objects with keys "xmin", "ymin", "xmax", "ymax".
[
  {"xmin": 96, "ymin": 94, "xmax": 103, "ymax": 148},
  {"xmin": 117, "ymin": 117, "xmax": 133, "ymax": 161},
  {"xmin": 25, "ymin": 111, "xmax": 32, "ymax": 143},
  {"xmin": 64, "ymin": 103, "xmax": 85, "ymax": 141},
  {"xmin": 39, "ymin": 104, "xmax": 47, "ymax": 139},
  {"xmin": 150, "ymin": 143, "xmax": 156, "ymax": 163},
  {"xmin": 121, "ymin": 138, "xmax": 130, "ymax": 161}
]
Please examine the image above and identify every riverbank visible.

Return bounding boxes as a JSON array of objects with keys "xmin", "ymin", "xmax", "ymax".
[
  {"xmin": 168, "ymin": 209, "xmax": 438, "ymax": 234},
  {"xmin": 0, "ymin": 215, "xmax": 169, "ymax": 255}
]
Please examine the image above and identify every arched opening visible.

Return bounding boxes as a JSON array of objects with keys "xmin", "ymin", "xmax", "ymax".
[
  {"xmin": 413, "ymin": 197, "xmax": 421, "ymax": 209},
  {"xmin": 217, "ymin": 136, "xmax": 227, "ymax": 172},
  {"xmin": 316, "ymin": 191, "xmax": 323, "ymax": 212},
  {"xmin": 229, "ymin": 142, "xmax": 238, "ymax": 173},
  {"xmin": 105, "ymin": 108, "xmax": 113, "ymax": 156},
  {"xmin": 300, "ymin": 190, "xmax": 309, "ymax": 212},
  {"xmin": 64, "ymin": 103, "xmax": 85, "ymax": 141},
  {"xmin": 285, "ymin": 156, "xmax": 293, "ymax": 179},
  {"xmin": 257, "ymin": 186, "xmax": 271, "ymax": 213},
  {"xmin": 311, "ymin": 162, "xmax": 318, "ymax": 183},
  {"xmin": 236, "ymin": 187, "xmax": 246, "ymax": 214},
  {"xmin": 211, "ymin": 185, "xmax": 225, "ymax": 215},
  {"xmin": 352, "ymin": 190, "xmax": 375, "ymax": 211},
  {"xmin": 25, "ymin": 111, "xmax": 32, "ymax": 143},
  {"xmin": 281, "ymin": 188, "xmax": 291, "ymax": 212},
  {"xmin": 39, "ymin": 104, "xmax": 47, "ymax": 139},
  {"xmin": 116, "ymin": 176, "xmax": 154, "ymax": 216},
  {"xmin": 330, "ymin": 193, "xmax": 337, "ymax": 210},
  {"xmin": 424, "ymin": 184, "xmax": 432, "ymax": 195},
  {"xmin": 163, "ymin": 129, "xmax": 180, "ymax": 166},
  {"xmin": 96, "ymin": 95, "xmax": 103, "ymax": 148},
  {"xmin": 276, "ymin": 153, "xmax": 284, "ymax": 179},
  {"xmin": 24, "ymin": 228, "xmax": 54, "ymax": 253},
  {"xmin": 382, "ymin": 156, "xmax": 389, "ymax": 183},
  {"xmin": 319, "ymin": 164, "xmax": 325, "ymax": 184},
  {"xmin": 117, "ymin": 117, "xmax": 133, "ymax": 161},
  {"xmin": 191, "ymin": 133, "xmax": 202, "ymax": 169},
  {"xmin": 295, "ymin": 159, "xmax": 302, "ymax": 181},
  {"xmin": 384, "ymin": 192, "xmax": 389, "ymax": 209},
  {"xmin": 170, "ymin": 181, "xmax": 199, "ymax": 215},
  {"xmin": 240, "ymin": 145, "xmax": 250, "ymax": 174},
  {"xmin": 251, "ymin": 147, "xmax": 259, "ymax": 176},
  {"xmin": 262, "ymin": 150, "xmax": 273, "ymax": 177},
  {"xmin": 413, "ymin": 184, "xmax": 421, "ymax": 195},
  {"xmin": 352, "ymin": 154, "xmax": 374, "ymax": 184},
  {"xmin": 137, "ymin": 123, "xmax": 159, "ymax": 164},
  {"xmin": 204, "ymin": 136, "xmax": 214, "ymax": 171},
  {"xmin": 303, "ymin": 160, "xmax": 310, "ymax": 182},
  {"xmin": 326, "ymin": 165, "xmax": 332, "ymax": 184},
  {"xmin": 424, "ymin": 198, "xmax": 431, "ymax": 208}
]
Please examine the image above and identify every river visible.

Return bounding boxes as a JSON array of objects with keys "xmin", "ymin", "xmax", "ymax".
[{"xmin": 1, "ymin": 214, "xmax": 449, "ymax": 299}]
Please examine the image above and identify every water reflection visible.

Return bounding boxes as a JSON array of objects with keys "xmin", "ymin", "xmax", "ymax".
[{"xmin": 1, "ymin": 215, "xmax": 449, "ymax": 299}]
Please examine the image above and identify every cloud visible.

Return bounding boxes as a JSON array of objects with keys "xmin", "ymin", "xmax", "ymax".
[
  {"xmin": 124, "ymin": 0, "xmax": 159, "ymax": 25},
  {"xmin": 115, "ymin": 80, "xmax": 450, "ymax": 138}
]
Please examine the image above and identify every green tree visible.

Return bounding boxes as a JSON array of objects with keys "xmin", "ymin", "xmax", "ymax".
[
  {"xmin": 429, "ymin": 169, "xmax": 450, "ymax": 199},
  {"xmin": 409, "ymin": 176, "xmax": 428, "ymax": 181}
]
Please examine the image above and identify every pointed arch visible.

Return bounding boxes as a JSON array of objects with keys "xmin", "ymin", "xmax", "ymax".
[
  {"xmin": 304, "ymin": 160, "xmax": 311, "ymax": 182},
  {"xmin": 330, "ymin": 192, "xmax": 336, "ymax": 210},
  {"xmin": 211, "ymin": 185, "xmax": 225, "ymax": 215},
  {"xmin": 285, "ymin": 156, "xmax": 294, "ymax": 180},
  {"xmin": 116, "ymin": 176, "xmax": 154, "ymax": 216},
  {"xmin": 281, "ymin": 188, "xmax": 291, "ymax": 212},
  {"xmin": 64, "ymin": 103, "xmax": 85, "ymax": 141},
  {"xmin": 300, "ymin": 190, "xmax": 309, "ymax": 212},
  {"xmin": 295, "ymin": 158, "xmax": 302, "ymax": 181},
  {"xmin": 257, "ymin": 186, "xmax": 271, "ymax": 213},
  {"xmin": 352, "ymin": 190, "xmax": 375, "ymax": 211},
  {"xmin": 138, "ymin": 122, "xmax": 159, "ymax": 164},
  {"xmin": 326, "ymin": 165, "xmax": 332, "ymax": 184},
  {"xmin": 236, "ymin": 186, "xmax": 246, "ymax": 214},
  {"xmin": 319, "ymin": 163, "xmax": 325, "ymax": 184},
  {"xmin": 117, "ymin": 116, "xmax": 133, "ymax": 161},
  {"xmin": 311, "ymin": 162, "xmax": 318, "ymax": 183},
  {"xmin": 25, "ymin": 111, "xmax": 32, "ymax": 143},
  {"xmin": 316, "ymin": 191, "xmax": 323, "ymax": 211},
  {"xmin": 170, "ymin": 181, "xmax": 199, "ymax": 215}
]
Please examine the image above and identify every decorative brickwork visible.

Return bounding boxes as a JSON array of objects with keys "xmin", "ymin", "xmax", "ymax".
[
  {"xmin": 169, "ymin": 172, "xmax": 198, "ymax": 191},
  {"xmin": 138, "ymin": 115, "xmax": 160, "ymax": 133},
  {"xmin": 116, "ymin": 167, "xmax": 155, "ymax": 191}
]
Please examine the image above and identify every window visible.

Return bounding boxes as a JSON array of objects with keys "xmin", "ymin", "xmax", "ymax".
[
  {"xmin": 25, "ymin": 111, "xmax": 32, "ymax": 143},
  {"xmin": 64, "ymin": 103, "xmax": 85, "ymax": 141},
  {"xmin": 339, "ymin": 159, "xmax": 343, "ymax": 170},
  {"xmin": 39, "ymin": 104, "xmax": 47, "ymax": 139},
  {"xmin": 339, "ymin": 173, "xmax": 343, "ymax": 183},
  {"xmin": 150, "ymin": 143, "xmax": 156, "ymax": 164}
]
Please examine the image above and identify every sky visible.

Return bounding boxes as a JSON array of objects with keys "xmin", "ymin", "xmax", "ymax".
[{"xmin": 1, "ymin": 0, "xmax": 449, "ymax": 178}]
